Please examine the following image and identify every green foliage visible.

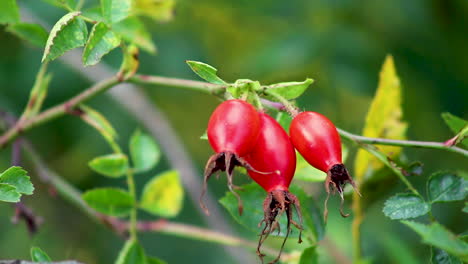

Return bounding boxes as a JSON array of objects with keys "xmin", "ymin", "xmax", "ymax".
[
  {"xmin": 427, "ymin": 172, "xmax": 468, "ymax": 203},
  {"xmin": 83, "ymin": 22, "xmax": 121, "ymax": 66},
  {"xmin": 0, "ymin": 183, "xmax": 21, "ymax": 203},
  {"xmin": 354, "ymin": 55, "xmax": 407, "ymax": 182},
  {"xmin": 186, "ymin": 61, "xmax": 227, "ymax": 85},
  {"xmin": 133, "ymin": 0, "xmax": 175, "ymax": 22},
  {"xmin": 115, "ymin": 239, "xmax": 147, "ymax": 264},
  {"xmin": 130, "ymin": 130, "xmax": 161, "ymax": 173},
  {"xmin": 41, "ymin": 0, "xmax": 76, "ymax": 10},
  {"xmin": 31, "ymin": 246, "xmax": 52, "ymax": 262},
  {"xmin": 146, "ymin": 256, "xmax": 167, "ymax": 264},
  {"xmin": 6, "ymin": 23, "xmax": 48, "ymax": 47},
  {"xmin": 42, "ymin": 12, "xmax": 88, "ymax": 62},
  {"xmin": 82, "ymin": 188, "xmax": 134, "ymax": 217},
  {"xmin": 0, "ymin": 0, "xmax": 20, "ymax": 24},
  {"xmin": 89, "ymin": 153, "xmax": 128, "ymax": 178},
  {"xmin": 140, "ymin": 170, "xmax": 184, "ymax": 218},
  {"xmin": 299, "ymin": 246, "xmax": 318, "ymax": 264},
  {"xmin": 383, "ymin": 193, "xmax": 429, "ymax": 220},
  {"xmin": 100, "ymin": 0, "xmax": 132, "ymax": 24},
  {"xmin": 402, "ymin": 221, "xmax": 468, "ymax": 262},
  {"xmin": 20, "ymin": 64, "xmax": 51, "ymax": 121},
  {"xmin": 220, "ymin": 183, "xmax": 321, "ymax": 241},
  {"xmin": 79, "ymin": 105, "xmax": 118, "ymax": 144},
  {"xmin": 118, "ymin": 44, "xmax": 140, "ymax": 80},
  {"xmin": 264, "ymin": 78, "xmax": 314, "ymax": 101},
  {"xmin": 441, "ymin": 112, "xmax": 468, "ymax": 147},
  {"xmin": 431, "ymin": 248, "xmax": 463, "ymax": 264},
  {"xmin": 0, "ymin": 166, "xmax": 34, "ymax": 202},
  {"xmin": 113, "ymin": 17, "xmax": 156, "ymax": 54}
]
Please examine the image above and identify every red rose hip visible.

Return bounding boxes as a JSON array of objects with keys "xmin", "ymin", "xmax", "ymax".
[
  {"xmin": 245, "ymin": 112, "xmax": 302, "ymax": 263},
  {"xmin": 290, "ymin": 111, "xmax": 359, "ymax": 218},
  {"xmin": 201, "ymin": 99, "xmax": 261, "ymax": 215}
]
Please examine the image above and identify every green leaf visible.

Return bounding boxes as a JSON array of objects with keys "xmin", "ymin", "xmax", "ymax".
[
  {"xmin": 88, "ymin": 154, "xmax": 128, "ymax": 178},
  {"xmin": 41, "ymin": 0, "xmax": 76, "ymax": 10},
  {"xmin": 0, "ymin": 0, "xmax": 20, "ymax": 24},
  {"xmin": 82, "ymin": 188, "xmax": 134, "ymax": 217},
  {"xmin": 431, "ymin": 247, "xmax": 463, "ymax": 264},
  {"xmin": 115, "ymin": 239, "xmax": 147, "ymax": 264},
  {"xmin": 200, "ymin": 131, "xmax": 208, "ymax": 140},
  {"xmin": 402, "ymin": 221, "xmax": 468, "ymax": 262},
  {"xmin": 428, "ymin": 172, "xmax": 468, "ymax": 203},
  {"xmin": 100, "ymin": 0, "xmax": 132, "ymax": 24},
  {"xmin": 133, "ymin": 0, "xmax": 175, "ymax": 22},
  {"xmin": 82, "ymin": 6, "xmax": 104, "ymax": 22},
  {"xmin": 186, "ymin": 61, "xmax": 226, "ymax": 85},
  {"xmin": 219, "ymin": 183, "xmax": 319, "ymax": 241},
  {"xmin": 354, "ymin": 55, "xmax": 407, "ymax": 182},
  {"xmin": 275, "ymin": 111, "xmax": 293, "ymax": 131},
  {"xmin": 20, "ymin": 65, "xmax": 51, "ymax": 121},
  {"xmin": 299, "ymin": 246, "xmax": 318, "ymax": 264},
  {"xmin": 140, "ymin": 170, "xmax": 184, "ymax": 218},
  {"xmin": 463, "ymin": 202, "xmax": 468, "ymax": 214},
  {"xmin": 0, "ymin": 183, "xmax": 21, "ymax": 203},
  {"xmin": 79, "ymin": 105, "xmax": 118, "ymax": 143},
  {"xmin": 383, "ymin": 193, "xmax": 430, "ymax": 220},
  {"xmin": 6, "ymin": 23, "xmax": 49, "ymax": 47},
  {"xmin": 42, "ymin": 12, "xmax": 88, "ymax": 62},
  {"xmin": 31, "ymin": 247, "xmax": 52, "ymax": 262},
  {"xmin": 130, "ymin": 130, "xmax": 161, "ymax": 173},
  {"xmin": 118, "ymin": 44, "xmax": 140, "ymax": 81},
  {"xmin": 82, "ymin": 22, "xmax": 121, "ymax": 66},
  {"xmin": 441, "ymin": 112, "xmax": 468, "ymax": 147},
  {"xmin": 0, "ymin": 166, "xmax": 34, "ymax": 195},
  {"xmin": 264, "ymin": 78, "xmax": 314, "ymax": 101},
  {"xmin": 146, "ymin": 256, "xmax": 167, "ymax": 264},
  {"xmin": 113, "ymin": 17, "xmax": 156, "ymax": 54}
]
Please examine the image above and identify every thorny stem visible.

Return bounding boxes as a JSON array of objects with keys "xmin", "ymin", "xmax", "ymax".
[
  {"xmin": 263, "ymin": 91, "xmax": 299, "ymax": 117},
  {"xmin": 19, "ymin": 141, "xmax": 289, "ymax": 260}
]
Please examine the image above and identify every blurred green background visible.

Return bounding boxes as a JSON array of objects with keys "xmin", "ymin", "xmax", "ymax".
[{"xmin": 0, "ymin": 0, "xmax": 467, "ymax": 263}]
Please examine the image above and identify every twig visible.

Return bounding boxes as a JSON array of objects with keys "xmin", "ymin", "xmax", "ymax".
[
  {"xmin": 0, "ymin": 76, "xmax": 120, "ymax": 148},
  {"xmin": 337, "ymin": 128, "xmax": 468, "ymax": 158}
]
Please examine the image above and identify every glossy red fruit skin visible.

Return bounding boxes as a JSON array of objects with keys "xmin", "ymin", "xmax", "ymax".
[
  {"xmin": 289, "ymin": 111, "xmax": 342, "ymax": 172},
  {"xmin": 207, "ymin": 99, "xmax": 261, "ymax": 155},
  {"xmin": 245, "ymin": 112, "xmax": 296, "ymax": 192}
]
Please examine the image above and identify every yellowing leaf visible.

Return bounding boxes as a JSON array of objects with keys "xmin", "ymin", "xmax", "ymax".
[
  {"xmin": 140, "ymin": 170, "xmax": 184, "ymax": 218},
  {"xmin": 132, "ymin": 0, "xmax": 175, "ymax": 23},
  {"xmin": 354, "ymin": 55, "xmax": 407, "ymax": 182}
]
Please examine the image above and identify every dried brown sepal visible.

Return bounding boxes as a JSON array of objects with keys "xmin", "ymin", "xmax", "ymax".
[
  {"xmin": 257, "ymin": 190, "xmax": 303, "ymax": 264},
  {"xmin": 200, "ymin": 151, "xmax": 262, "ymax": 216},
  {"xmin": 324, "ymin": 163, "xmax": 361, "ymax": 221}
]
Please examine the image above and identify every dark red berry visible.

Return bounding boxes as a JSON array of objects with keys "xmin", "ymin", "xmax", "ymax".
[
  {"xmin": 289, "ymin": 111, "xmax": 359, "ymax": 219},
  {"xmin": 201, "ymin": 99, "xmax": 261, "ymax": 215},
  {"xmin": 245, "ymin": 112, "xmax": 302, "ymax": 263}
]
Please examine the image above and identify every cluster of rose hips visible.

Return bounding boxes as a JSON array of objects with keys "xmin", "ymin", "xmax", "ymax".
[{"xmin": 200, "ymin": 99, "xmax": 358, "ymax": 263}]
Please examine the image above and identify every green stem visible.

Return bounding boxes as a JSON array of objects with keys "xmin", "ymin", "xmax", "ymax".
[
  {"xmin": 337, "ymin": 128, "xmax": 468, "ymax": 158},
  {"xmin": 128, "ymin": 74, "xmax": 226, "ymax": 96},
  {"xmin": 1, "ymin": 74, "xmax": 467, "ymax": 161},
  {"xmin": 0, "ymin": 76, "xmax": 120, "ymax": 148},
  {"xmin": 263, "ymin": 91, "xmax": 299, "ymax": 117},
  {"xmin": 126, "ymin": 169, "xmax": 138, "ymax": 240}
]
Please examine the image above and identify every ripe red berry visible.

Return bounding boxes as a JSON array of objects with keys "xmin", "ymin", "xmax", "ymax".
[
  {"xmin": 245, "ymin": 112, "xmax": 302, "ymax": 263},
  {"xmin": 201, "ymin": 99, "xmax": 261, "ymax": 215},
  {"xmin": 289, "ymin": 111, "xmax": 359, "ymax": 218}
]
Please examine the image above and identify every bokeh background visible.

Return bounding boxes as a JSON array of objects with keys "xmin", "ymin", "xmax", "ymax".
[{"xmin": 0, "ymin": 0, "xmax": 467, "ymax": 263}]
